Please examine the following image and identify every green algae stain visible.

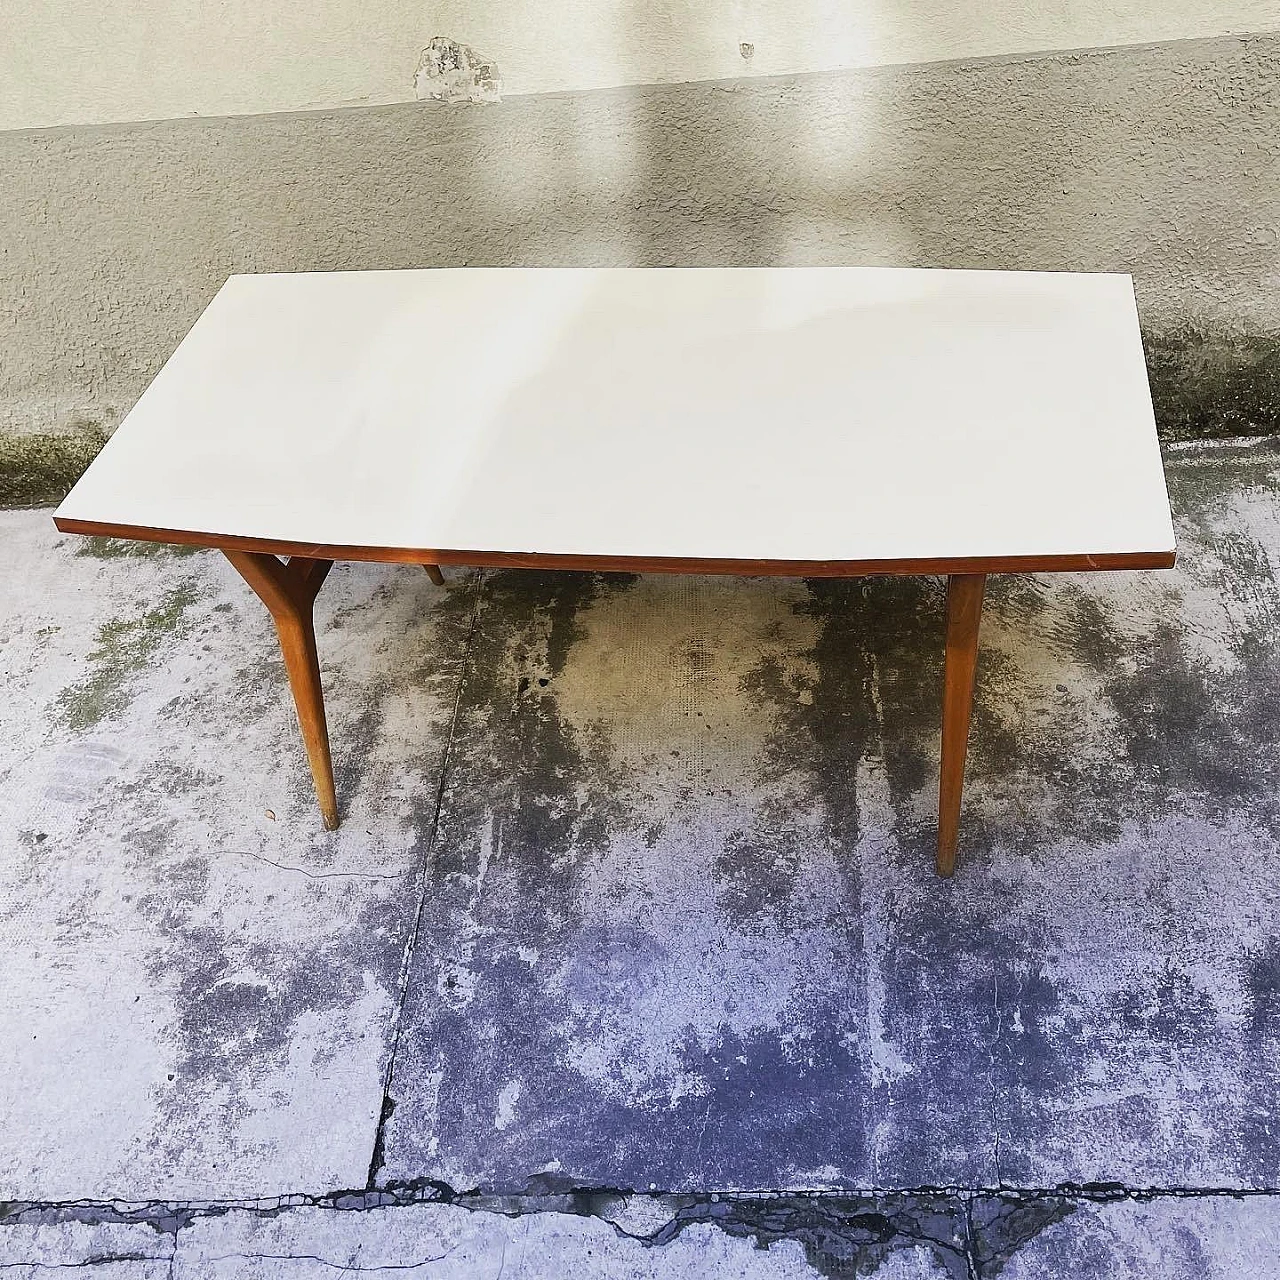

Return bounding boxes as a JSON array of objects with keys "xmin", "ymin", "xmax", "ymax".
[
  {"xmin": 55, "ymin": 582, "xmax": 201, "ymax": 731},
  {"xmin": 74, "ymin": 536, "xmax": 204, "ymax": 560},
  {"xmin": 1146, "ymin": 330, "xmax": 1280, "ymax": 442},
  {"xmin": 0, "ymin": 425, "xmax": 109, "ymax": 508}
]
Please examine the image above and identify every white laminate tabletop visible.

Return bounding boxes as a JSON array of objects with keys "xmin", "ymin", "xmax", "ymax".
[{"xmin": 55, "ymin": 266, "xmax": 1175, "ymax": 566}]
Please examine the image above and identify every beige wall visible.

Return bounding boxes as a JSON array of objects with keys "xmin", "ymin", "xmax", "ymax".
[
  {"xmin": 4, "ymin": 31, "xmax": 1278, "ymax": 448},
  {"xmin": 4, "ymin": 0, "xmax": 1280, "ymax": 130}
]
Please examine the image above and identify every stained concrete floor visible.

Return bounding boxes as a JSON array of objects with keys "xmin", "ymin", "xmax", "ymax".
[{"xmin": 3, "ymin": 437, "xmax": 1280, "ymax": 1275}]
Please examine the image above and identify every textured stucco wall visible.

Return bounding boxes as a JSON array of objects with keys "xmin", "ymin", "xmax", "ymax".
[
  {"xmin": 1, "ymin": 32, "xmax": 1278, "ymax": 501},
  {"xmin": 3, "ymin": 0, "xmax": 1278, "ymax": 130}
]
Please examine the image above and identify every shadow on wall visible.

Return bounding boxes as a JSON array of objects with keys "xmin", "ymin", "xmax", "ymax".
[{"xmin": 0, "ymin": 30, "xmax": 1278, "ymax": 504}]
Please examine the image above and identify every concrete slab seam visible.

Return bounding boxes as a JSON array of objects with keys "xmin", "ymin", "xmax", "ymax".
[
  {"xmin": 365, "ymin": 567, "xmax": 491, "ymax": 1191},
  {"xmin": 4, "ymin": 1183, "xmax": 1280, "ymax": 1279}
]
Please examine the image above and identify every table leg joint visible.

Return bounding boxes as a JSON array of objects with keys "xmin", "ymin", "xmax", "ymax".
[{"xmin": 223, "ymin": 550, "xmax": 339, "ymax": 830}]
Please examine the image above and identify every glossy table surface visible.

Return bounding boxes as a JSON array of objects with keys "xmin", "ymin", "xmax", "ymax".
[{"xmin": 55, "ymin": 266, "xmax": 1175, "ymax": 570}]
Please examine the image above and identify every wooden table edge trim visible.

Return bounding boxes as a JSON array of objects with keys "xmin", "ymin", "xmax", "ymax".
[{"xmin": 53, "ymin": 517, "xmax": 1177, "ymax": 575}]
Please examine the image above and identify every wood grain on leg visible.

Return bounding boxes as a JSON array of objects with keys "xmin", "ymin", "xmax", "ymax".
[
  {"xmin": 937, "ymin": 573, "xmax": 985, "ymax": 877},
  {"xmin": 224, "ymin": 550, "xmax": 339, "ymax": 830}
]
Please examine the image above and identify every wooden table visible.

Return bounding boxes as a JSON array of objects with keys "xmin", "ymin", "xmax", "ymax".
[{"xmin": 54, "ymin": 267, "xmax": 1176, "ymax": 875}]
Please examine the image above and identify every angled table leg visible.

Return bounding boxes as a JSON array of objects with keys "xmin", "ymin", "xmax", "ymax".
[
  {"xmin": 422, "ymin": 563, "xmax": 445, "ymax": 586},
  {"xmin": 224, "ymin": 551, "xmax": 339, "ymax": 830},
  {"xmin": 937, "ymin": 573, "xmax": 985, "ymax": 877}
]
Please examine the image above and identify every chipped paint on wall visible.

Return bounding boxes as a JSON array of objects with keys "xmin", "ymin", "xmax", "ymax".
[
  {"xmin": 413, "ymin": 38, "xmax": 502, "ymax": 105},
  {"xmin": 2, "ymin": 0, "xmax": 1279, "ymax": 130}
]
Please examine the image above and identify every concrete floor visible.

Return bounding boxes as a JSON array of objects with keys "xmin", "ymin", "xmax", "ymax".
[{"xmin": 3, "ymin": 437, "xmax": 1280, "ymax": 1275}]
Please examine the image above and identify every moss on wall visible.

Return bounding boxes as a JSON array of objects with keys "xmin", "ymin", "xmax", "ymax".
[
  {"xmin": 1147, "ymin": 332, "xmax": 1280, "ymax": 443},
  {"xmin": 2, "ymin": 330, "xmax": 1276, "ymax": 511},
  {"xmin": 0, "ymin": 424, "xmax": 109, "ymax": 508}
]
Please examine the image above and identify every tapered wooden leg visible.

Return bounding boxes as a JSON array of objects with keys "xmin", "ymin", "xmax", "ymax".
[
  {"xmin": 423, "ymin": 563, "xmax": 445, "ymax": 586},
  {"xmin": 938, "ymin": 573, "xmax": 985, "ymax": 877},
  {"xmin": 224, "ymin": 551, "xmax": 339, "ymax": 830}
]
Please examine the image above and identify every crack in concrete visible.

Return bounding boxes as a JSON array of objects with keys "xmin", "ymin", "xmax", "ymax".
[
  {"xmin": 0, "ymin": 1257, "xmax": 171, "ymax": 1270},
  {"xmin": 200, "ymin": 1248, "xmax": 458, "ymax": 1272},
  {"xmin": 961, "ymin": 1196, "xmax": 980, "ymax": 1280},
  {"xmin": 987, "ymin": 974, "xmax": 1005, "ymax": 1189},
  {"xmin": 644, "ymin": 1192, "xmax": 974, "ymax": 1277},
  {"xmin": 229, "ymin": 849, "xmax": 413, "ymax": 882},
  {"xmin": 366, "ymin": 569, "xmax": 490, "ymax": 1190},
  {"xmin": 5, "ymin": 1182, "xmax": 1278, "ymax": 1278}
]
